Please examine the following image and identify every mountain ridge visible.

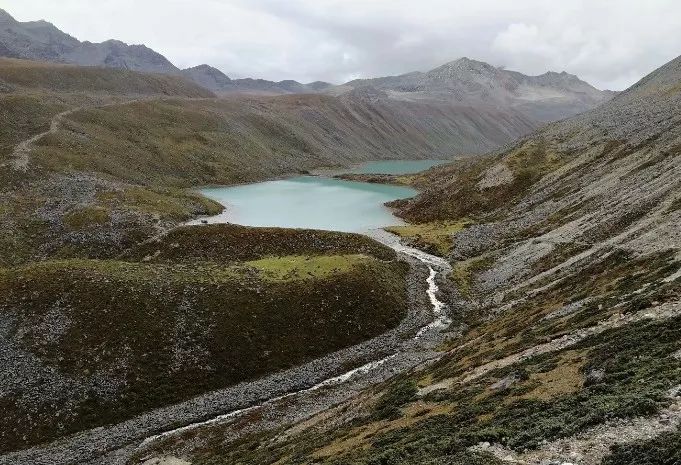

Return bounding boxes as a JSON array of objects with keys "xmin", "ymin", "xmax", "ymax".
[
  {"xmin": 0, "ymin": 6, "xmax": 612, "ymax": 118},
  {"xmin": 0, "ymin": 8, "xmax": 333, "ymax": 95},
  {"xmin": 334, "ymin": 56, "xmax": 613, "ymax": 123}
]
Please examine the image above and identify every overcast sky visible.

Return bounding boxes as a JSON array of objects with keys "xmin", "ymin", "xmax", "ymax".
[{"xmin": 4, "ymin": 0, "xmax": 681, "ymax": 90}]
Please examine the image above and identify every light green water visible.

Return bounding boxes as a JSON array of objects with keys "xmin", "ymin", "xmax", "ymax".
[
  {"xmin": 350, "ymin": 159, "xmax": 448, "ymax": 174},
  {"xmin": 196, "ymin": 175, "xmax": 417, "ymax": 232}
]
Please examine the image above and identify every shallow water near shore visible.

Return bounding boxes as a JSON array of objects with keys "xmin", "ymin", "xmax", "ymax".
[{"xmin": 193, "ymin": 174, "xmax": 417, "ymax": 232}]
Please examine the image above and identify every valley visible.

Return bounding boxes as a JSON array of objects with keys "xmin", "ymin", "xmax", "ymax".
[
  {"xmin": 118, "ymin": 54, "xmax": 681, "ymax": 465},
  {"xmin": 0, "ymin": 5, "xmax": 680, "ymax": 465}
]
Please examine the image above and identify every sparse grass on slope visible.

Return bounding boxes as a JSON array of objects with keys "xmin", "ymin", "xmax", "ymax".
[
  {"xmin": 124, "ymin": 223, "xmax": 397, "ymax": 263},
  {"xmin": 602, "ymin": 425, "xmax": 681, "ymax": 465},
  {"xmin": 390, "ymin": 138, "xmax": 564, "ymax": 224},
  {"xmin": 194, "ymin": 311, "xmax": 680, "ymax": 465},
  {"xmin": 29, "ymin": 95, "xmax": 468, "ymax": 187}
]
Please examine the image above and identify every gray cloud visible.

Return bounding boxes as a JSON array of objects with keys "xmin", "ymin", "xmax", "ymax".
[{"xmin": 5, "ymin": 0, "xmax": 681, "ymax": 90}]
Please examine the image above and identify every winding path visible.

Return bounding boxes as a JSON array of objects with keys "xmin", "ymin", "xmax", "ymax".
[
  {"xmin": 2, "ymin": 98, "xmax": 154, "ymax": 171},
  {"xmin": 2, "ymin": 107, "xmax": 82, "ymax": 171}
]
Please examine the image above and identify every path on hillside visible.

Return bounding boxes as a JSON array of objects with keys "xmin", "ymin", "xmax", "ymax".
[
  {"xmin": 3, "ymin": 98, "xmax": 153, "ymax": 171},
  {"xmin": 3, "ymin": 106, "xmax": 81, "ymax": 171}
]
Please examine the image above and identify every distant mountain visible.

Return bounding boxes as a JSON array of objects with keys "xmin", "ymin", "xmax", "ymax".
[
  {"xmin": 0, "ymin": 7, "xmax": 611, "ymax": 120},
  {"xmin": 180, "ymin": 65, "xmax": 332, "ymax": 95},
  {"xmin": 180, "ymin": 64, "xmax": 232, "ymax": 91},
  {"xmin": 0, "ymin": 8, "xmax": 334, "ymax": 96},
  {"xmin": 330, "ymin": 57, "xmax": 614, "ymax": 122},
  {"xmin": 0, "ymin": 9, "xmax": 178, "ymax": 74}
]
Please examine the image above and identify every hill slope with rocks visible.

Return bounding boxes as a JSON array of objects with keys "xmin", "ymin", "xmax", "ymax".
[
  {"xmin": 0, "ymin": 55, "xmax": 418, "ymax": 459},
  {"xmin": 0, "ymin": 8, "xmax": 676, "ymax": 465},
  {"xmin": 0, "ymin": 57, "xmax": 539, "ymax": 266}
]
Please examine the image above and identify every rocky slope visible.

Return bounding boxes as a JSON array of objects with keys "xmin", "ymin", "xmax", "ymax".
[
  {"xmin": 0, "ymin": 224, "xmax": 409, "ymax": 453},
  {"xmin": 112, "ymin": 55, "xmax": 681, "ymax": 465}
]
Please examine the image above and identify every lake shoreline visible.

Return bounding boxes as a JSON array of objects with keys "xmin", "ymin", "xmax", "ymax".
[{"xmin": 185, "ymin": 161, "xmax": 442, "ymax": 233}]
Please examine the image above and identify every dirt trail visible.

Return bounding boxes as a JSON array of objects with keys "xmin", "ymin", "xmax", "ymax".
[
  {"xmin": 4, "ymin": 107, "xmax": 81, "ymax": 171},
  {"xmin": 3, "ymin": 97, "xmax": 153, "ymax": 171}
]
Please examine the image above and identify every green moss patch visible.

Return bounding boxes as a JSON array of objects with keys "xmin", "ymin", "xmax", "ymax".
[
  {"xmin": 63, "ymin": 206, "xmax": 111, "ymax": 230},
  {"xmin": 245, "ymin": 254, "xmax": 370, "ymax": 282},
  {"xmin": 386, "ymin": 220, "xmax": 471, "ymax": 256}
]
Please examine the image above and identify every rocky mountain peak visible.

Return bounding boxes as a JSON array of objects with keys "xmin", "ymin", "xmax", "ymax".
[
  {"xmin": 180, "ymin": 64, "xmax": 232, "ymax": 92},
  {"xmin": 536, "ymin": 70, "xmax": 582, "ymax": 84},
  {"xmin": 189, "ymin": 64, "xmax": 231, "ymax": 80},
  {"xmin": 306, "ymin": 81, "xmax": 333, "ymax": 91},
  {"xmin": 427, "ymin": 56, "xmax": 499, "ymax": 80},
  {"xmin": 622, "ymin": 53, "xmax": 681, "ymax": 97},
  {"xmin": 0, "ymin": 8, "xmax": 15, "ymax": 23}
]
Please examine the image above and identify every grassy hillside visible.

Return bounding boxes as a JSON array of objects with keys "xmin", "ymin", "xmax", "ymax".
[
  {"xmin": 0, "ymin": 59, "xmax": 427, "ymax": 456},
  {"xmin": 124, "ymin": 223, "xmax": 398, "ymax": 262},
  {"xmin": 0, "ymin": 224, "xmax": 408, "ymax": 452},
  {"xmin": 0, "ymin": 58, "xmax": 212, "ymax": 160},
  {"xmin": 0, "ymin": 57, "xmax": 537, "ymax": 267},
  {"xmin": 29, "ymin": 94, "xmax": 531, "ymax": 187}
]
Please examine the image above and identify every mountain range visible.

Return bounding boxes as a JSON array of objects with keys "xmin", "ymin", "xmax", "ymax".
[
  {"xmin": 0, "ymin": 7, "xmax": 612, "ymax": 123},
  {"xmin": 1, "ymin": 4, "xmax": 681, "ymax": 464},
  {"xmin": 0, "ymin": 9, "xmax": 331, "ymax": 95},
  {"xmin": 334, "ymin": 57, "xmax": 617, "ymax": 122}
]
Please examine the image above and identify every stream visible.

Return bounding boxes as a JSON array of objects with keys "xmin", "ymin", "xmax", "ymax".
[
  {"xmin": 0, "ymin": 161, "xmax": 456, "ymax": 465},
  {"xmin": 138, "ymin": 229, "xmax": 452, "ymax": 449}
]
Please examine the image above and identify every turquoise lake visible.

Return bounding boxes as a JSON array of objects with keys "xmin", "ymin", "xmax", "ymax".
[
  {"xmin": 195, "ymin": 176, "xmax": 417, "ymax": 232},
  {"xmin": 193, "ymin": 160, "xmax": 448, "ymax": 232}
]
